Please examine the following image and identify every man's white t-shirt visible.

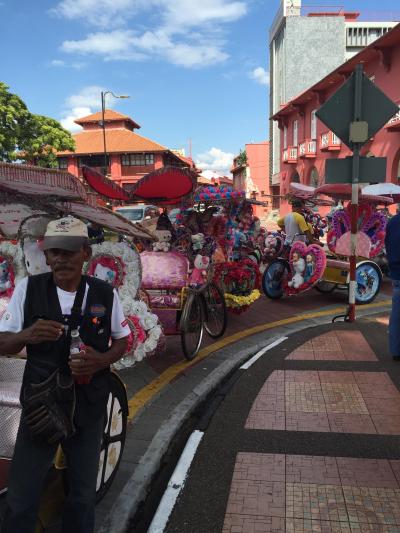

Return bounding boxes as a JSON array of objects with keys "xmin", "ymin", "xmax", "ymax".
[{"xmin": 0, "ymin": 277, "xmax": 130, "ymax": 339}]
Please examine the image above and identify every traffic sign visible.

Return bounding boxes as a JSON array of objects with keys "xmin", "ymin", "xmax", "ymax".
[
  {"xmin": 316, "ymin": 71, "xmax": 398, "ymax": 149},
  {"xmin": 325, "ymin": 156, "xmax": 386, "ymax": 184}
]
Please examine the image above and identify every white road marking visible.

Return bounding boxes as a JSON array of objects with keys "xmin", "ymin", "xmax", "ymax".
[
  {"xmin": 239, "ymin": 337, "xmax": 288, "ymax": 370},
  {"xmin": 148, "ymin": 430, "xmax": 204, "ymax": 533}
]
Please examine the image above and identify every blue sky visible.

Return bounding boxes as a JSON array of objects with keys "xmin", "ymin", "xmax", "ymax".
[{"xmin": 1, "ymin": 0, "xmax": 399, "ymax": 175}]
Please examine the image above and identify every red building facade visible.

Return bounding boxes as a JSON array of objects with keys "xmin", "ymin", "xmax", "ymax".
[
  {"xmin": 273, "ymin": 23, "xmax": 400, "ymax": 214},
  {"xmin": 57, "ymin": 110, "xmax": 197, "ymax": 190}
]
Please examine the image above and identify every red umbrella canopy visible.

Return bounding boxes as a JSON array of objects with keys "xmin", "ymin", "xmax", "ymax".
[
  {"xmin": 82, "ymin": 166, "xmax": 130, "ymax": 201},
  {"xmin": 130, "ymin": 167, "xmax": 196, "ymax": 206}
]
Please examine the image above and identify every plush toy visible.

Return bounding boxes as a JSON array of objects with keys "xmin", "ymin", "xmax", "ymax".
[
  {"xmin": 0, "ymin": 260, "xmax": 11, "ymax": 292},
  {"xmin": 94, "ymin": 263, "xmax": 116, "ymax": 285},
  {"xmin": 153, "ymin": 230, "xmax": 171, "ymax": 252},
  {"xmin": 189, "ymin": 254, "xmax": 210, "ymax": 287},
  {"xmin": 288, "ymin": 252, "xmax": 305, "ymax": 289},
  {"xmin": 23, "ymin": 239, "xmax": 51, "ymax": 275},
  {"xmin": 191, "ymin": 233, "xmax": 205, "ymax": 251}
]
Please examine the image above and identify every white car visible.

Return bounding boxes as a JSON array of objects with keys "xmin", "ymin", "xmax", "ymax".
[{"xmin": 113, "ymin": 204, "xmax": 160, "ymax": 223}]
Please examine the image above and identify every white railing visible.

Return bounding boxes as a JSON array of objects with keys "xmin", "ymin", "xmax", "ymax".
[
  {"xmin": 298, "ymin": 142, "xmax": 306, "ymax": 157},
  {"xmin": 289, "ymin": 147, "xmax": 298, "ymax": 160},
  {"xmin": 320, "ymin": 133, "xmax": 329, "ymax": 149},
  {"xmin": 331, "ymin": 133, "xmax": 341, "ymax": 146},
  {"xmin": 307, "ymin": 140, "xmax": 317, "ymax": 155}
]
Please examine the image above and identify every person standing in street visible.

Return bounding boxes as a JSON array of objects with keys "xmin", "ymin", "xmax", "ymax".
[
  {"xmin": 0, "ymin": 216, "xmax": 129, "ymax": 533},
  {"xmin": 385, "ymin": 212, "xmax": 400, "ymax": 360}
]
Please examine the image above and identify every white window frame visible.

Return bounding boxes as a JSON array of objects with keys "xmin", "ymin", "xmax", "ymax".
[
  {"xmin": 310, "ymin": 110, "xmax": 317, "ymax": 140},
  {"xmin": 293, "ymin": 120, "xmax": 298, "ymax": 146},
  {"xmin": 283, "ymin": 126, "xmax": 287, "ymax": 149}
]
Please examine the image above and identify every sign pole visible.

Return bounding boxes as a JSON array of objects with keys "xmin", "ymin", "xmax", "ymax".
[{"xmin": 348, "ymin": 64, "xmax": 363, "ymax": 322}]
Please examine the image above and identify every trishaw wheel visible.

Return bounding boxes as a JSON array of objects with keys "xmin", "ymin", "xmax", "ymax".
[
  {"xmin": 180, "ymin": 292, "xmax": 204, "ymax": 361},
  {"xmin": 262, "ymin": 260, "xmax": 289, "ymax": 299},
  {"xmin": 96, "ymin": 372, "xmax": 128, "ymax": 502},
  {"xmin": 202, "ymin": 282, "xmax": 227, "ymax": 339},
  {"xmin": 355, "ymin": 262, "xmax": 381, "ymax": 305},
  {"xmin": 314, "ymin": 280, "xmax": 337, "ymax": 294}
]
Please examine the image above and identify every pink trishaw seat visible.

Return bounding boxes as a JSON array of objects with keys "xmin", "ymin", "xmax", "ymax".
[{"xmin": 141, "ymin": 251, "xmax": 189, "ymax": 290}]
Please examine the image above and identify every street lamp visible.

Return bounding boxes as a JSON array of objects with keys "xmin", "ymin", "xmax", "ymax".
[{"xmin": 100, "ymin": 91, "xmax": 130, "ymax": 175}]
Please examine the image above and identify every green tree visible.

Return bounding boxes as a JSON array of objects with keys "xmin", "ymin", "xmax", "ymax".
[
  {"xmin": 0, "ymin": 82, "xmax": 75, "ymax": 168},
  {"xmin": 236, "ymin": 148, "xmax": 247, "ymax": 167}
]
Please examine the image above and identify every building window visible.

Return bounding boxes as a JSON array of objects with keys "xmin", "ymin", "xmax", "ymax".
[
  {"xmin": 121, "ymin": 153, "xmax": 154, "ymax": 166},
  {"xmin": 58, "ymin": 157, "xmax": 68, "ymax": 170},
  {"xmin": 283, "ymin": 126, "xmax": 287, "ymax": 149},
  {"xmin": 293, "ymin": 120, "xmax": 298, "ymax": 146},
  {"xmin": 310, "ymin": 110, "xmax": 317, "ymax": 140},
  {"xmin": 78, "ymin": 155, "xmax": 109, "ymax": 168}
]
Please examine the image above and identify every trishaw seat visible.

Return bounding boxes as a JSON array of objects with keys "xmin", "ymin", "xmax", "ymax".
[{"xmin": 141, "ymin": 251, "xmax": 190, "ymax": 290}]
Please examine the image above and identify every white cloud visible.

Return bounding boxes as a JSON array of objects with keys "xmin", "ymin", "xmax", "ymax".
[
  {"xmin": 196, "ymin": 147, "xmax": 235, "ymax": 176},
  {"xmin": 51, "ymin": 0, "xmax": 141, "ymax": 28},
  {"xmin": 61, "ymin": 106, "xmax": 91, "ymax": 133},
  {"xmin": 60, "ymin": 85, "xmax": 123, "ymax": 132},
  {"xmin": 57, "ymin": 0, "xmax": 247, "ymax": 68},
  {"xmin": 50, "ymin": 59, "xmax": 66, "ymax": 67},
  {"xmin": 250, "ymin": 66, "xmax": 270, "ymax": 86}
]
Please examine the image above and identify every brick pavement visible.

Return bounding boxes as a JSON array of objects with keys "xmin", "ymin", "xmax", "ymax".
[{"xmin": 222, "ymin": 325, "xmax": 400, "ymax": 532}]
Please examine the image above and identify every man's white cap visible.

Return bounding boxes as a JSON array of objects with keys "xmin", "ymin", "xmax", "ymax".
[{"xmin": 42, "ymin": 216, "xmax": 89, "ymax": 252}]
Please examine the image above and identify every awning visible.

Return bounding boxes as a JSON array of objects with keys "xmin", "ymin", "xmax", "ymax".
[
  {"xmin": 130, "ymin": 167, "xmax": 196, "ymax": 206},
  {"xmin": 82, "ymin": 166, "xmax": 130, "ymax": 201}
]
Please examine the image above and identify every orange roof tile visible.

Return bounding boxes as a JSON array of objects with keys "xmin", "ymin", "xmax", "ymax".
[
  {"xmin": 75, "ymin": 109, "xmax": 141, "ymax": 129},
  {"xmin": 57, "ymin": 129, "xmax": 167, "ymax": 155}
]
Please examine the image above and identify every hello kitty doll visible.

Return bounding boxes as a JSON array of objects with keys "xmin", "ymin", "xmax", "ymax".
[
  {"xmin": 288, "ymin": 251, "xmax": 305, "ymax": 289},
  {"xmin": 189, "ymin": 255, "xmax": 210, "ymax": 288},
  {"xmin": 304, "ymin": 254, "xmax": 315, "ymax": 282},
  {"xmin": 94, "ymin": 263, "xmax": 116, "ymax": 286}
]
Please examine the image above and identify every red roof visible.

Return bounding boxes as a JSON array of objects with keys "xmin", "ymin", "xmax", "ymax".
[
  {"xmin": 57, "ymin": 129, "xmax": 167, "ymax": 155},
  {"xmin": 272, "ymin": 23, "xmax": 400, "ymax": 121},
  {"xmin": 75, "ymin": 109, "xmax": 141, "ymax": 130}
]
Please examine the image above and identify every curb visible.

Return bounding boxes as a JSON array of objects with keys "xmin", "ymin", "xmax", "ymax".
[{"xmin": 98, "ymin": 303, "xmax": 390, "ymax": 533}]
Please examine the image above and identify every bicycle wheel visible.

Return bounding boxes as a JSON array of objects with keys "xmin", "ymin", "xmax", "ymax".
[
  {"xmin": 202, "ymin": 282, "xmax": 227, "ymax": 339},
  {"xmin": 180, "ymin": 292, "xmax": 204, "ymax": 361},
  {"xmin": 262, "ymin": 259, "xmax": 289, "ymax": 299},
  {"xmin": 355, "ymin": 262, "xmax": 381, "ymax": 305},
  {"xmin": 96, "ymin": 372, "xmax": 128, "ymax": 502}
]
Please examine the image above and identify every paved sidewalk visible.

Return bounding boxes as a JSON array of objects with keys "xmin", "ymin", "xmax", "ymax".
[{"xmin": 166, "ymin": 313, "xmax": 400, "ymax": 533}]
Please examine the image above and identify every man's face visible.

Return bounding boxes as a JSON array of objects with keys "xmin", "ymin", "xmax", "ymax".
[{"xmin": 45, "ymin": 246, "xmax": 91, "ymax": 285}]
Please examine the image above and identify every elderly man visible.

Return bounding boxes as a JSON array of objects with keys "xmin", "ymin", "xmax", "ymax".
[{"xmin": 0, "ymin": 216, "xmax": 129, "ymax": 533}]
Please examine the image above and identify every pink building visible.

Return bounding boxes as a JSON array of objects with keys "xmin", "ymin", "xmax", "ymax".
[
  {"xmin": 56, "ymin": 109, "xmax": 198, "ymax": 190},
  {"xmin": 231, "ymin": 142, "xmax": 270, "ymax": 218},
  {"xmin": 272, "ymin": 23, "xmax": 400, "ymax": 214}
]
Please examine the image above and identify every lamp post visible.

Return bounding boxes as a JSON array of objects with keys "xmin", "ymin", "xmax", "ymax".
[{"xmin": 100, "ymin": 91, "xmax": 130, "ymax": 175}]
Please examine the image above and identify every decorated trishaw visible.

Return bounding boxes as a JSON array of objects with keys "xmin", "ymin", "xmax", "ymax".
[
  {"xmin": 119, "ymin": 168, "xmax": 229, "ymax": 361},
  {"xmin": 261, "ymin": 182, "xmax": 390, "ymax": 305},
  {"xmin": 0, "ymin": 163, "xmax": 162, "ymax": 518},
  {"xmin": 181, "ymin": 184, "xmax": 263, "ymax": 315}
]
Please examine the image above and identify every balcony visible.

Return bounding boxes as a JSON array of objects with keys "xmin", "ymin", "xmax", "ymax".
[
  {"xmin": 386, "ymin": 110, "xmax": 400, "ymax": 131},
  {"xmin": 299, "ymin": 140, "xmax": 317, "ymax": 158},
  {"xmin": 320, "ymin": 131, "xmax": 342, "ymax": 151},
  {"xmin": 283, "ymin": 146, "xmax": 298, "ymax": 164}
]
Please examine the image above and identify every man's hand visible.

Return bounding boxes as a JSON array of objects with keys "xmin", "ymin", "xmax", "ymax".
[
  {"xmin": 24, "ymin": 319, "xmax": 64, "ymax": 344},
  {"xmin": 69, "ymin": 346, "xmax": 107, "ymax": 376}
]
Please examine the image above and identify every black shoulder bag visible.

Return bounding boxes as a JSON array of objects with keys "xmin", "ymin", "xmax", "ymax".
[{"xmin": 22, "ymin": 277, "xmax": 86, "ymax": 445}]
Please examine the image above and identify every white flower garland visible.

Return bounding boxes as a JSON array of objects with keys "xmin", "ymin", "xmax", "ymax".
[
  {"xmin": 0, "ymin": 241, "xmax": 27, "ymax": 284},
  {"xmin": 87, "ymin": 242, "xmax": 163, "ymax": 369}
]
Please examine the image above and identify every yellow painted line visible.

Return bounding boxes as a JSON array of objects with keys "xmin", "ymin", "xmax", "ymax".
[{"xmin": 127, "ymin": 299, "xmax": 391, "ymax": 420}]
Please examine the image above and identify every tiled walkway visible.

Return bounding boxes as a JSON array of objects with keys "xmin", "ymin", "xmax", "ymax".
[{"xmin": 223, "ymin": 326, "xmax": 400, "ymax": 532}]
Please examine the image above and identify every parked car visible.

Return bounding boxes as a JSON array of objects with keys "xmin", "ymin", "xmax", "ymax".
[{"xmin": 113, "ymin": 204, "xmax": 160, "ymax": 223}]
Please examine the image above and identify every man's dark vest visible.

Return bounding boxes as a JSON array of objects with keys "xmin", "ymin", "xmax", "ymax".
[{"xmin": 23, "ymin": 273, "xmax": 114, "ymax": 425}]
